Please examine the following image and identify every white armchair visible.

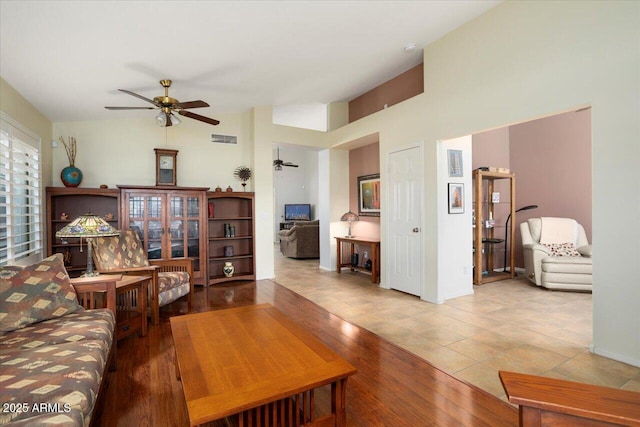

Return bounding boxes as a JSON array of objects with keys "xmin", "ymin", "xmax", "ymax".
[{"xmin": 520, "ymin": 217, "xmax": 592, "ymax": 291}]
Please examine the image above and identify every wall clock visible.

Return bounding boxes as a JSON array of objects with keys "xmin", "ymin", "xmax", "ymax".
[{"xmin": 155, "ymin": 148, "xmax": 178, "ymax": 186}]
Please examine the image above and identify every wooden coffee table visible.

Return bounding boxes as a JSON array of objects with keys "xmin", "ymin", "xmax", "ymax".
[{"xmin": 170, "ymin": 304, "xmax": 357, "ymax": 427}]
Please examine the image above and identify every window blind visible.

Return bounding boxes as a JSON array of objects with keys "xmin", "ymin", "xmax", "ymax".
[{"xmin": 0, "ymin": 112, "xmax": 43, "ymax": 265}]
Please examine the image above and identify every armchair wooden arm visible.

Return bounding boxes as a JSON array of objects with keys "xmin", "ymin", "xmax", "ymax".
[
  {"xmin": 149, "ymin": 257, "xmax": 193, "ymax": 275},
  {"xmin": 499, "ymin": 371, "xmax": 640, "ymax": 426}
]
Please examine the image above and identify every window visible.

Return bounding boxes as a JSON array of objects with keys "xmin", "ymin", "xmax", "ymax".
[{"xmin": 0, "ymin": 112, "xmax": 43, "ymax": 266}]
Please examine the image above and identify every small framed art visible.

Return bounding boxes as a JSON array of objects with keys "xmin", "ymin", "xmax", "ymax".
[
  {"xmin": 358, "ymin": 173, "xmax": 380, "ymax": 217},
  {"xmin": 448, "ymin": 149, "xmax": 463, "ymax": 177},
  {"xmin": 448, "ymin": 183, "xmax": 464, "ymax": 214}
]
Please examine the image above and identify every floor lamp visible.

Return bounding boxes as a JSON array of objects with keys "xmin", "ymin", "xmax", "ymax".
[{"xmin": 503, "ymin": 205, "xmax": 538, "ymax": 273}]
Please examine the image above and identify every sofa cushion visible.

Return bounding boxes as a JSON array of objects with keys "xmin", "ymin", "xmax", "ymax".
[
  {"xmin": 0, "ymin": 338, "xmax": 110, "ymax": 426},
  {"xmin": 0, "ymin": 308, "xmax": 114, "ymax": 353},
  {"xmin": 0, "ymin": 254, "xmax": 81, "ymax": 333},
  {"xmin": 294, "ymin": 220, "xmax": 319, "ymax": 227},
  {"xmin": 0, "ymin": 308, "xmax": 114, "ymax": 426},
  {"xmin": 157, "ymin": 272, "xmax": 190, "ymax": 306}
]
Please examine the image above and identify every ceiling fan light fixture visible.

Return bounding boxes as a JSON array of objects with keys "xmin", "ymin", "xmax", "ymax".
[
  {"xmin": 155, "ymin": 112, "xmax": 167, "ymax": 127},
  {"xmin": 155, "ymin": 111, "xmax": 181, "ymax": 127},
  {"xmin": 275, "ymin": 164, "xmax": 282, "ymax": 171},
  {"xmin": 108, "ymin": 80, "xmax": 219, "ymax": 126}
]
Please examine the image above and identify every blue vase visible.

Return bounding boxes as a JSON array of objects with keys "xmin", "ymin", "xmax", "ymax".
[{"xmin": 60, "ymin": 166, "xmax": 83, "ymax": 187}]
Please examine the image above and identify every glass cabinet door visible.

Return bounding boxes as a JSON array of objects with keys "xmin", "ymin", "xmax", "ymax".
[
  {"xmin": 121, "ymin": 188, "xmax": 207, "ymax": 283},
  {"xmin": 127, "ymin": 194, "xmax": 164, "ymax": 260},
  {"xmin": 170, "ymin": 195, "xmax": 201, "ymax": 273}
]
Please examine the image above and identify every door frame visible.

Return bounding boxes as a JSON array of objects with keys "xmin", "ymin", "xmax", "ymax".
[{"xmin": 384, "ymin": 141, "xmax": 425, "ymax": 297}]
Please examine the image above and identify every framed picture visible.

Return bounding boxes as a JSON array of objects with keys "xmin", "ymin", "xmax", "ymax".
[
  {"xmin": 448, "ymin": 149, "xmax": 463, "ymax": 177},
  {"xmin": 448, "ymin": 183, "xmax": 464, "ymax": 214},
  {"xmin": 358, "ymin": 173, "xmax": 380, "ymax": 217}
]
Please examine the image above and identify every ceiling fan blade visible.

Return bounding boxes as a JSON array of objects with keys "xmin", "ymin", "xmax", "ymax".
[
  {"xmin": 118, "ymin": 89, "xmax": 160, "ymax": 106},
  {"xmin": 284, "ymin": 164, "xmax": 299, "ymax": 168},
  {"xmin": 105, "ymin": 106, "xmax": 155, "ymax": 110},
  {"xmin": 176, "ymin": 100, "xmax": 209, "ymax": 109},
  {"xmin": 178, "ymin": 110, "xmax": 220, "ymax": 126}
]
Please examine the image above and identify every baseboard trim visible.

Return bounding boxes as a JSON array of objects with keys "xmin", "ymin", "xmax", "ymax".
[{"xmin": 590, "ymin": 345, "xmax": 640, "ymax": 368}]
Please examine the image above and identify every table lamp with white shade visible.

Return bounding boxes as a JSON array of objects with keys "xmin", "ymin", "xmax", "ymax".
[{"xmin": 340, "ymin": 211, "xmax": 359, "ymax": 238}]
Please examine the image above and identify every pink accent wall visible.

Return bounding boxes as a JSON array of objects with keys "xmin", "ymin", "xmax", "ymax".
[
  {"xmin": 472, "ymin": 110, "xmax": 591, "ymax": 268},
  {"xmin": 349, "ymin": 142, "xmax": 380, "ymax": 238},
  {"xmin": 510, "ymin": 110, "xmax": 592, "ymax": 261},
  {"xmin": 349, "ymin": 64, "xmax": 424, "ymax": 123}
]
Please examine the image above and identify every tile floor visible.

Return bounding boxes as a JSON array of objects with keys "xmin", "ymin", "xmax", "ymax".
[{"xmin": 273, "ymin": 246, "xmax": 640, "ymax": 400}]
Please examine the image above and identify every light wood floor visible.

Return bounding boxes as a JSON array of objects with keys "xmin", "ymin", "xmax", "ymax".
[
  {"xmin": 273, "ymin": 247, "xmax": 640, "ymax": 399},
  {"xmin": 93, "ymin": 280, "xmax": 518, "ymax": 426}
]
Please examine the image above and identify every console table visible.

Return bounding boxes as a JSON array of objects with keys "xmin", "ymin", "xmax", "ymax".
[{"xmin": 335, "ymin": 237, "xmax": 380, "ymax": 284}]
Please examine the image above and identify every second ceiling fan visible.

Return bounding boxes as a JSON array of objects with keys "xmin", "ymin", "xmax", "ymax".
[
  {"xmin": 273, "ymin": 147, "xmax": 299, "ymax": 170},
  {"xmin": 105, "ymin": 79, "xmax": 220, "ymax": 127}
]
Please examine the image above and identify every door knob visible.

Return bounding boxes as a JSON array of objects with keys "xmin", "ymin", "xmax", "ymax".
[{"xmin": 412, "ymin": 227, "xmax": 420, "ymax": 233}]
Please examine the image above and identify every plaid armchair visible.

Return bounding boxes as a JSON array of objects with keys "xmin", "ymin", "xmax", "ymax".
[{"xmin": 91, "ymin": 229, "xmax": 193, "ymax": 325}]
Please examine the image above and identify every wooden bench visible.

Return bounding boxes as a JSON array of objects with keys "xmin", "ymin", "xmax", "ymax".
[{"xmin": 499, "ymin": 370, "xmax": 640, "ymax": 426}]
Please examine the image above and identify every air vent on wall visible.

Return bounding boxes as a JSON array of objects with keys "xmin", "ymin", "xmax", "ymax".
[{"xmin": 211, "ymin": 134, "xmax": 237, "ymax": 144}]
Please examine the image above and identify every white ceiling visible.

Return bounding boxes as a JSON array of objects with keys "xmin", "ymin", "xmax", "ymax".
[{"xmin": 0, "ymin": 1, "xmax": 500, "ymax": 124}]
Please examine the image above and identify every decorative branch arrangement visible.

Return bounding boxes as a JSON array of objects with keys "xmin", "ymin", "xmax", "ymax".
[
  {"xmin": 234, "ymin": 166, "xmax": 252, "ymax": 189},
  {"xmin": 59, "ymin": 136, "xmax": 77, "ymax": 167}
]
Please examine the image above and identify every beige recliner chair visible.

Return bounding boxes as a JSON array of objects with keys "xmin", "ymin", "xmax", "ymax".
[{"xmin": 520, "ymin": 217, "xmax": 592, "ymax": 291}]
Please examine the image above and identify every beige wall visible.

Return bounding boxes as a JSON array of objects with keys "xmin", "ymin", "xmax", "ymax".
[
  {"xmin": 325, "ymin": 1, "xmax": 639, "ymax": 365},
  {"xmin": 52, "ymin": 113, "xmax": 252, "ymax": 190},
  {"xmin": 1, "ymin": 78, "xmax": 53, "ymax": 187}
]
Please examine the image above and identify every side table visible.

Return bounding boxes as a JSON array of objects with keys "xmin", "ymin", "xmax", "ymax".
[
  {"xmin": 72, "ymin": 274, "xmax": 150, "ymax": 341},
  {"xmin": 114, "ymin": 275, "xmax": 150, "ymax": 341},
  {"xmin": 335, "ymin": 237, "xmax": 381, "ymax": 284}
]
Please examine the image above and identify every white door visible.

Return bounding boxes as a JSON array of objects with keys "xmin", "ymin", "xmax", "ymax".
[{"xmin": 388, "ymin": 145, "xmax": 423, "ymax": 296}]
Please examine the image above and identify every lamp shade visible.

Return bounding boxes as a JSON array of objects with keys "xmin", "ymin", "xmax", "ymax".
[
  {"xmin": 155, "ymin": 112, "xmax": 167, "ymax": 127},
  {"xmin": 56, "ymin": 214, "xmax": 119, "ymax": 238},
  {"xmin": 156, "ymin": 111, "xmax": 181, "ymax": 127},
  {"xmin": 340, "ymin": 211, "xmax": 359, "ymax": 238},
  {"xmin": 340, "ymin": 211, "xmax": 359, "ymax": 222}
]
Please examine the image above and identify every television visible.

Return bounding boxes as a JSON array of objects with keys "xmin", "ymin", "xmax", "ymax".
[{"xmin": 284, "ymin": 204, "xmax": 311, "ymax": 221}]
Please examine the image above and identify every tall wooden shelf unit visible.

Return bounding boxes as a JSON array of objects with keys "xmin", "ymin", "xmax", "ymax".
[
  {"xmin": 118, "ymin": 186, "xmax": 209, "ymax": 285},
  {"xmin": 46, "ymin": 187, "xmax": 120, "ymax": 277},
  {"xmin": 473, "ymin": 169, "xmax": 516, "ymax": 285},
  {"xmin": 206, "ymin": 192, "xmax": 255, "ymax": 286}
]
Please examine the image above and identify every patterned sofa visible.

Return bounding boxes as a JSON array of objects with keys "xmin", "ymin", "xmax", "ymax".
[{"xmin": 0, "ymin": 254, "xmax": 116, "ymax": 426}]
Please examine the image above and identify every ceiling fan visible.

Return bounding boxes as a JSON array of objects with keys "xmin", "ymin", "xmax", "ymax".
[
  {"xmin": 273, "ymin": 148, "xmax": 299, "ymax": 170},
  {"xmin": 105, "ymin": 79, "xmax": 220, "ymax": 127}
]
